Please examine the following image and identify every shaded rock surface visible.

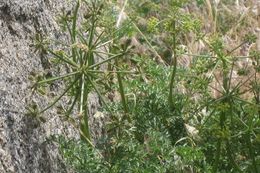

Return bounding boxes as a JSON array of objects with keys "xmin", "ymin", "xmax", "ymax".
[{"xmin": 0, "ymin": 0, "xmax": 103, "ymax": 172}]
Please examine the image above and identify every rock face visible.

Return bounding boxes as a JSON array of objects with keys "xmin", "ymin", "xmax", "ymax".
[{"xmin": 0, "ymin": 0, "xmax": 101, "ymax": 172}]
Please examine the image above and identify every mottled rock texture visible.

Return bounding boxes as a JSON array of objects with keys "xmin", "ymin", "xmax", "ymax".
[{"xmin": 0, "ymin": 0, "xmax": 102, "ymax": 172}]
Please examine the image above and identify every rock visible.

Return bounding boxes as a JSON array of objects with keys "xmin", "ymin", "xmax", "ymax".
[{"xmin": 0, "ymin": 0, "xmax": 102, "ymax": 172}]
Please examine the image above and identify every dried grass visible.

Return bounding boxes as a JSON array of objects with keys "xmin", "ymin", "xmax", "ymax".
[{"xmin": 180, "ymin": 1, "xmax": 260, "ymax": 99}]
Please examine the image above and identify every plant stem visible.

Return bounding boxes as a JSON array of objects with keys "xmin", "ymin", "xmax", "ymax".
[
  {"xmin": 37, "ymin": 71, "xmax": 80, "ymax": 85},
  {"xmin": 213, "ymin": 140, "xmax": 222, "ymax": 173},
  {"xmin": 226, "ymin": 141, "xmax": 243, "ymax": 173},
  {"xmin": 115, "ymin": 57, "xmax": 131, "ymax": 122},
  {"xmin": 39, "ymin": 77, "xmax": 79, "ymax": 114},
  {"xmin": 88, "ymin": 53, "xmax": 124, "ymax": 69},
  {"xmin": 213, "ymin": 55, "xmax": 229, "ymax": 172},
  {"xmin": 48, "ymin": 50, "xmax": 79, "ymax": 68},
  {"xmin": 72, "ymin": 0, "xmax": 80, "ymax": 43},
  {"xmin": 246, "ymin": 132, "xmax": 258, "ymax": 173},
  {"xmin": 169, "ymin": 20, "xmax": 177, "ymax": 111},
  {"xmin": 79, "ymin": 74, "xmax": 91, "ymax": 141}
]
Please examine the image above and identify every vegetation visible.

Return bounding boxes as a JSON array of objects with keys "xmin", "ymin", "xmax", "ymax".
[{"xmin": 28, "ymin": 0, "xmax": 260, "ymax": 172}]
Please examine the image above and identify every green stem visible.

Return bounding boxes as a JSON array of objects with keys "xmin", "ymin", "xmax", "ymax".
[
  {"xmin": 37, "ymin": 71, "xmax": 80, "ymax": 85},
  {"xmin": 213, "ymin": 56, "xmax": 228, "ymax": 172},
  {"xmin": 213, "ymin": 140, "xmax": 222, "ymax": 173},
  {"xmin": 65, "ymin": 90, "xmax": 80, "ymax": 117},
  {"xmin": 226, "ymin": 141, "xmax": 243, "ymax": 173},
  {"xmin": 39, "ymin": 76, "xmax": 79, "ymax": 114},
  {"xmin": 88, "ymin": 53, "xmax": 124, "ymax": 69},
  {"xmin": 115, "ymin": 58, "xmax": 131, "ymax": 122},
  {"xmin": 48, "ymin": 50, "xmax": 79, "ymax": 68},
  {"xmin": 246, "ymin": 132, "xmax": 258, "ymax": 173},
  {"xmin": 88, "ymin": 70, "xmax": 137, "ymax": 74},
  {"xmin": 132, "ymin": 21, "xmax": 164, "ymax": 64},
  {"xmin": 72, "ymin": 0, "xmax": 80, "ymax": 43},
  {"xmin": 86, "ymin": 76, "xmax": 112, "ymax": 114},
  {"xmin": 168, "ymin": 20, "xmax": 177, "ymax": 111},
  {"xmin": 79, "ymin": 74, "xmax": 91, "ymax": 141}
]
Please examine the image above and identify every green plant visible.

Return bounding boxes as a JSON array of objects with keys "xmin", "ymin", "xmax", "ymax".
[
  {"xmin": 29, "ymin": 0, "xmax": 260, "ymax": 172},
  {"xmin": 29, "ymin": 0, "xmax": 134, "ymax": 145}
]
